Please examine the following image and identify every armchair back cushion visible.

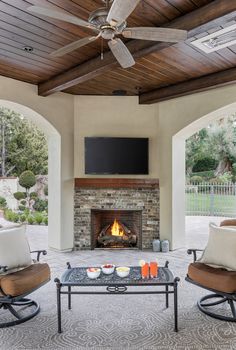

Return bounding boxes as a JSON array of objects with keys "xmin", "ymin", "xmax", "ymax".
[
  {"xmin": 0, "ymin": 225, "xmax": 32, "ymax": 273},
  {"xmin": 220, "ymin": 219, "xmax": 236, "ymax": 227},
  {"xmin": 199, "ymin": 223, "xmax": 236, "ymax": 271}
]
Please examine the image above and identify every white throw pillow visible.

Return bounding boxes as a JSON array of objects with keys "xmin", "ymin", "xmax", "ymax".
[
  {"xmin": 0, "ymin": 225, "xmax": 32, "ymax": 274},
  {"xmin": 199, "ymin": 223, "xmax": 236, "ymax": 271}
]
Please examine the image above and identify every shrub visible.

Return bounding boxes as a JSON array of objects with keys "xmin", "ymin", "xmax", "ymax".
[
  {"xmin": 20, "ymin": 214, "xmax": 26, "ymax": 223},
  {"xmin": 30, "ymin": 192, "xmax": 38, "ymax": 199},
  {"xmin": 34, "ymin": 212, "xmax": 43, "ymax": 225},
  {"xmin": 192, "ymin": 157, "xmax": 217, "ymax": 172},
  {"xmin": 44, "ymin": 216, "xmax": 48, "ymax": 226},
  {"xmin": 19, "ymin": 171, "xmax": 36, "ymax": 190},
  {"xmin": 217, "ymin": 172, "xmax": 233, "ymax": 184},
  {"xmin": 12, "ymin": 213, "xmax": 19, "ymax": 223},
  {"xmin": 18, "ymin": 205, "xmax": 26, "ymax": 211},
  {"xmin": 21, "ymin": 199, "xmax": 27, "ymax": 206},
  {"xmin": 0, "ymin": 196, "xmax": 7, "ymax": 209},
  {"xmin": 33, "ymin": 198, "xmax": 48, "ymax": 212},
  {"xmin": 232, "ymin": 163, "xmax": 236, "ymax": 176},
  {"xmin": 191, "ymin": 170, "xmax": 214, "ymax": 180},
  {"xmin": 23, "ymin": 208, "xmax": 30, "ymax": 216},
  {"xmin": 13, "ymin": 192, "xmax": 26, "ymax": 201},
  {"xmin": 44, "ymin": 185, "xmax": 48, "ymax": 196},
  {"xmin": 232, "ymin": 163, "xmax": 236, "ymax": 182},
  {"xmin": 209, "ymin": 178, "xmax": 219, "ymax": 184},
  {"xmin": 4, "ymin": 209, "xmax": 14, "ymax": 221},
  {"xmin": 27, "ymin": 215, "xmax": 35, "ymax": 225},
  {"xmin": 190, "ymin": 175, "xmax": 203, "ymax": 183}
]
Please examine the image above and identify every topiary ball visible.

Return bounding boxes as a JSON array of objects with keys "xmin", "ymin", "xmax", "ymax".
[{"xmin": 19, "ymin": 170, "xmax": 36, "ymax": 190}]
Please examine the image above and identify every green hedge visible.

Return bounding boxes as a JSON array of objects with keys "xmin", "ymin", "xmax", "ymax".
[
  {"xmin": 192, "ymin": 157, "xmax": 217, "ymax": 172},
  {"xmin": 4, "ymin": 209, "xmax": 48, "ymax": 226},
  {"xmin": 191, "ymin": 170, "xmax": 215, "ymax": 180}
]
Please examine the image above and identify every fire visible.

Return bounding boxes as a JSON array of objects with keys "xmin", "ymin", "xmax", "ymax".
[{"xmin": 111, "ymin": 219, "xmax": 124, "ymax": 237}]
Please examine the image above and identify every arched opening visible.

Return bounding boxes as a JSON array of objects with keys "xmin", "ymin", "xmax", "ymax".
[
  {"xmin": 0, "ymin": 99, "xmax": 61, "ymax": 250},
  {"xmin": 172, "ymin": 102, "xmax": 236, "ymax": 248}
]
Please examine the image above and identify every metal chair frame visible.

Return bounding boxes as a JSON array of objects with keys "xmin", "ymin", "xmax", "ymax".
[
  {"xmin": 186, "ymin": 249, "xmax": 236, "ymax": 322},
  {"xmin": 0, "ymin": 250, "xmax": 49, "ymax": 328}
]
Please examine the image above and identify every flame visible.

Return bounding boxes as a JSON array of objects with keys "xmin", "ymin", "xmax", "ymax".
[{"xmin": 111, "ymin": 219, "xmax": 124, "ymax": 237}]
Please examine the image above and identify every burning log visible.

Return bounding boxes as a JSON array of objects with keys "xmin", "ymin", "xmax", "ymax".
[{"xmin": 97, "ymin": 218, "xmax": 137, "ymax": 248}]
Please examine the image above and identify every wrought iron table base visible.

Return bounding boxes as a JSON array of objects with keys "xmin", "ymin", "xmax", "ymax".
[{"xmin": 55, "ymin": 261, "xmax": 180, "ymax": 333}]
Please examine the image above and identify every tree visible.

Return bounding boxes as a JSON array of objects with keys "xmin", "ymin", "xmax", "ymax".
[
  {"xmin": 19, "ymin": 170, "xmax": 36, "ymax": 209},
  {"xmin": 185, "ymin": 128, "xmax": 209, "ymax": 175},
  {"xmin": 207, "ymin": 117, "xmax": 236, "ymax": 176},
  {"xmin": 0, "ymin": 107, "xmax": 48, "ymax": 176},
  {"xmin": 185, "ymin": 114, "xmax": 236, "ymax": 177}
]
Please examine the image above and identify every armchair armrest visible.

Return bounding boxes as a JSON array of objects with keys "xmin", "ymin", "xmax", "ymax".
[
  {"xmin": 0, "ymin": 265, "xmax": 8, "ymax": 273},
  {"xmin": 30, "ymin": 250, "xmax": 47, "ymax": 262},
  {"xmin": 187, "ymin": 249, "xmax": 204, "ymax": 262}
]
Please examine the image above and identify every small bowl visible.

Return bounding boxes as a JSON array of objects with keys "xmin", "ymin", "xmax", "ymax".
[
  {"xmin": 101, "ymin": 264, "xmax": 115, "ymax": 275},
  {"xmin": 86, "ymin": 267, "xmax": 101, "ymax": 279},
  {"xmin": 116, "ymin": 266, "xmax": 130, "ymax": 278}
]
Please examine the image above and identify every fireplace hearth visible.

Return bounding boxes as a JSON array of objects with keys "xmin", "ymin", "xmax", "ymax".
[{"xmin": 91, "ymin": 209, "xmax": 142, "ymax": 249}]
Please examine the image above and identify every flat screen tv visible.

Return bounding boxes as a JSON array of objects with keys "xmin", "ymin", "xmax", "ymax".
[{"xmin": 85, "ymin": 137, "xmax": 149, "ymax": 175}]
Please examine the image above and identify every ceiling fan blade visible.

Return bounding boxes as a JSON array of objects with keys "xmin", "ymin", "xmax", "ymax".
[
  {"xmin": 122, "ymin": 27, "xmax": 187, "ymax": 42},
  {"xmin": 50, "ymin": 36, "xmax": 99, "ymax": 57},
  {"xmin": 107, "ymin": 0, "xmax": 141, "ymax": 26},
  {"xmin": 28, "ymin": 6, "xmax": 98, "ymax": 32},
  {"xmin": 108, "ymin": 39, "xmax": 135, "ymax": 69}
]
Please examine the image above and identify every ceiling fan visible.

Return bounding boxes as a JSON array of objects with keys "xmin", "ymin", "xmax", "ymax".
[{"xmin": 28, "ymin": 0, "xmax": 187, "ymax": 69}]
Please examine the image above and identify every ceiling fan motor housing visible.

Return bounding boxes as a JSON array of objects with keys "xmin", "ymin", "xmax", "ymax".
[{"xmin": 88, "ymin": 7, "xmax": 126, "ymax": 39}]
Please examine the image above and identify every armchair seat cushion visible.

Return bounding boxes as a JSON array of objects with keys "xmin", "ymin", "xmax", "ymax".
[
  {"xmin": 188, "ymin": 262, "xmax": 236, "ymax": 293},
  {"xmin": 0, "ymin": 263, "xmax": 50, "ymax": 297}
]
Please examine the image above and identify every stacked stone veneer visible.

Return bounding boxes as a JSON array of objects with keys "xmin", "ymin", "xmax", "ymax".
[{"xmin": 74, "ymin": 185, "xmax": 159, "ymax": 250}]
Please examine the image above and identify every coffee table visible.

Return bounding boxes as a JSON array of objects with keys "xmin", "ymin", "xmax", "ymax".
[{"xmin": 54, "ymin": 261, "xmax": 180, "ymax": 333}]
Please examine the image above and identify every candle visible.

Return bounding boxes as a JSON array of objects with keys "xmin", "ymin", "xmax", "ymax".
[
  {"xmin": 150, "ymin": 262, "xmax": 158, "ymax": 278},
  {"xmin": 141, "ymin": 262, "xmax": 149, "ymax": 279}
]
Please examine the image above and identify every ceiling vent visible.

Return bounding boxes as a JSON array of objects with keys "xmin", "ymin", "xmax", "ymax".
[{"xmin": 191, "ymin": 24, "xmax": 236, "ymax": 53}]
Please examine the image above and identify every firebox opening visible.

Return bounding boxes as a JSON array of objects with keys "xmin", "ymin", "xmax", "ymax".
[{"xmin": 91, "ymin": 209, "xmax": 142, "ymax": 249}]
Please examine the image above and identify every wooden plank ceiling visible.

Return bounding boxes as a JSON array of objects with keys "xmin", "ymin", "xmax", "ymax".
[{"xmin": 0, "ymin": 0, "xmax": 236, "ymax": 103}]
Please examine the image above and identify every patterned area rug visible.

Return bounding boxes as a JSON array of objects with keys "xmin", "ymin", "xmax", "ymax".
[{"xmin": 0, "ymin": 222, "xmax": 235, "ymax": 350}]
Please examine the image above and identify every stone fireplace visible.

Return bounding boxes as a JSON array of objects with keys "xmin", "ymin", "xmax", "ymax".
[{"xmin": 74, "ymin": 179, "xmax": 159, "ymax": 250}]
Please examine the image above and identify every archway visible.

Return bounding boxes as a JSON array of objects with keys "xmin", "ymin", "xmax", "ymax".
[
  {"xmin": 0, "ymin": 99, "xmax": 61, "ymax": 250},
  {"xmin": 172, "ymin": 102, "xmax": 236, "ymax": 248}
]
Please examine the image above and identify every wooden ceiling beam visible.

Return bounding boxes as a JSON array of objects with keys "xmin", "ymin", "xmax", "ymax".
[
  {"xmin": 38, "ymin": 1, "xmax": 236, "ymax": 96},
  {"xmin": 139, "ymin": 67, "xmax": 236, "ymax": 104}
]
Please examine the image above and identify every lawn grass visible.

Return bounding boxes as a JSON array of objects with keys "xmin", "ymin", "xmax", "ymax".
[{"xmin": 186, "ymin": 193, "xmax": 236, "ymax": 216}]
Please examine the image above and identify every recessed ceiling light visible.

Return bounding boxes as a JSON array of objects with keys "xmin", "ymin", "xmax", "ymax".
[
  {"xmin": 22, "ymin": 46, "xmax": 34, "ymax": 53},
  {"xmin": 191, "ymin": 23, "xmax": 236, "ymax": 53}
]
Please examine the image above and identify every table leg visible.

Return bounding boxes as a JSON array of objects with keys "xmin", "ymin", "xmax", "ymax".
[
  {"xmin": 165, "ymin": 285, "xmax": 169, "ymax": 308},
  {"xmin": 55, "ymin": 278, "xmax": 62, "ymax": 333},
  {"xmin": 68, "ymin": 286, "xmax": 71, "ymax": 310},
  {"xmin": 174, "ymin": 277, "xmax": 180, "ymax": 332}
]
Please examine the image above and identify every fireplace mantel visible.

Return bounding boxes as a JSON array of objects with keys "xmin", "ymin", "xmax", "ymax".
[{"xmin": 74, "ymin": 178, "xmax": 159, "ymax": 189}]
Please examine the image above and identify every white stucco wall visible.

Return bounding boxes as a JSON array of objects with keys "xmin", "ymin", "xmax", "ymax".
[
  {"xmin": 158, "ymin": 85, "xmax": 236, "ymax": 249},
  {"xmin": 0, "ymin": 76, "xmax": 74, "ymax": 251},
  {"xmin": 0, "ymin": 178, "xmax": 18, "ymax": 210},
  {"xmin": 74, "ymin": 96, "xmax": 159, "ymax": 178}
]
